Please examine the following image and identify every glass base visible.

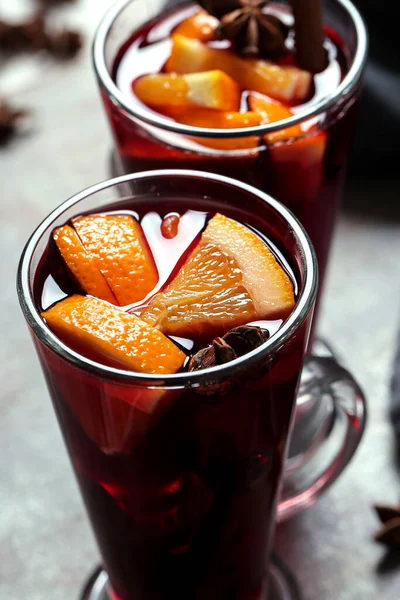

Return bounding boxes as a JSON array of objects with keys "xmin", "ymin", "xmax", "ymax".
[{"xmin": 80, "ymin": 556, "xmax": 301, "ymax": 600}]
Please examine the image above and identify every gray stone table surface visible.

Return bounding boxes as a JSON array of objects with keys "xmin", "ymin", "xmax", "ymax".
[{"xmin": 1, "ymin": 1, "xmax": 400, "ymax": 599}]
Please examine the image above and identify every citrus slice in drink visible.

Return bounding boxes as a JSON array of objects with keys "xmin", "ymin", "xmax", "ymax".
[
  {"xmin": 248, "ymin": 94, "xmax": 303, "ymax": 143},
  {"xmin": 173, "ymin": 9, "xmax": 218, "ymax": 42},
  {"xmin": 133, "ymin": 70, "xmax": 241, "ymax": 112},
  {"xmin": 168, "ymin": 108, "xmax": 262, "ymax": 151},
  {"xmin": 269, "ymin": 130, "xmax": 327, "ymax": 204},
  {"xmin": 53, "ymin": 225, "xmax": 117, "ymax": 305},
  {"xmin": 73, "ymin": 214, "xmax": 158, "ymax": 306},
  {"xmin": 42, "ymin": 295, "xmax": 186, "ymax": 374},
  {"xmin": 165, "ymin": 35, "xmax": 311, "ymax": 103},
  {"xmin": 140, "ymin": 213, "xmax": 295, "ymax": 338},
  {"xmin": 172, "ymin": 108, "xmax": 261, "ymax": 130},
  {"xmin": 53, "ymin": 367, "xmax": 164, "ymax": 454},
  {"xmin": 249, "ymin": 93, "xmax": 327, "ymax": 202}
]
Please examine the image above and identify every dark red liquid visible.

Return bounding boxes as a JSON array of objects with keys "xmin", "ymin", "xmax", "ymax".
[
  {"xmin": 33, "ymin": 194, "xmax": 312, "ymax": 600},
  {"xmin": 100, "ymin": 2, "xmax": 361, "ymax": 306}
]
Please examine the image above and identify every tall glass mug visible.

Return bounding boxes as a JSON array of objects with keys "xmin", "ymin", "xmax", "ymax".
[
  {"xmin": 18, "ymin": 171, "xmax": 366, "ymax": 600},
  {"xmin": 92, "ymin": 0, "xmax": 367, "ymax": 300}
]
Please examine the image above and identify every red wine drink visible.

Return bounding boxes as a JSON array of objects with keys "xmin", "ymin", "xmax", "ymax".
[
  {"xmin": 18, "ymin": 171, "xmax": 318, "ymax": 600},
  {"xmin": 93, "ymin": 0, "xmax": 367, "ymax": 309}
]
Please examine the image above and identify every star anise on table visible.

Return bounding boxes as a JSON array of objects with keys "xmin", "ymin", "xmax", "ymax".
[
  {"xmin": 0, "ymin": 14, "xmax": 46, "ymax": 53},
  {"xmin": 373, "ymin": 502, "xmax": 400, "ymax": 548},
  {"xmin": 46, "ymin": 28, "xmax": 82, "ymax": 59},
  {"xmin": 36, "ymin": 0, "xmax": 77, "ymax": 6},
  {"xmin": 200, "ymin": 0, "xmax": 289, "ymax": 58},
  {"xmin": 0, "ymin": 100, "xmax": 29, "ymax": 144},
  {"xmin": 0, "ymin": 1, "xmax": 82, "ymax": 146},
  {"xmin": 0, "ymin": 13, "xmax": 82, "ymax": 59}
]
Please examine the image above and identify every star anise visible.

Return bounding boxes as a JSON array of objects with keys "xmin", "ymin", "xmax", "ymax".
[
  {"xmin": 373, "ymin": 502, "xmax": 400, "ymax": 548},
  {"xmin": 199, "ymin": 0, "xmax": 240, "ymax": 20},
  {"xmin": 0, "ymin": 100, "xmax": 29, "ymax": 145},
  {"xmin": 0, "ymin": 13, "xmax": 82, "ymax": 60},
  {"xmin": 189, "ymin": 337, "xmax": 236, "ymax": 373},
  {"xmin": 188, "ymin": 325, "xmax": 269, "ymax": 396},
  {"xmin": 46, "ymin": 28, "xmax": 82, "ymax": 59},
  {"xmin": 0, "ymin": 15, "xmax": 47, "ymax": 54},
  {"xmin": 189, "ymin": 325, "xmax": 270, "ymax": 372},
  {"xmin": 36, "ymin": 0, "xmax": 77, "ymax": 6},
  {"xmin": 201, "ymin": 0, "xmax": 289, "ymax": 59}
]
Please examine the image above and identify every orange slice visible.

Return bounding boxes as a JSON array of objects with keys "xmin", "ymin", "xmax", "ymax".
[
  {"xmin": 133, "ymin": 70, "xmax": 241, "ymax": 112},
  {"xmin": 57, "ymin": 371, "xmax": 174, "ymax": 454},
  {"xmin": 248, "ymin": 94, "xmax": 303, "ymax": 143},
  {"xmin": 165, "ymin": 35, "xmax": 312, "ymax": 103},
  {"xmin": 42, "ymin": 295, "xmax": 186, "ymax": 374},
  {"xmin": 53, "ymin": 225, "xmax": 117, "ymax": 305},
  {"xmin": 269, "ymin": 130, "xmax": 327, "ymax": 204},
  {"xmin": 249, "ymin": 93, "xmax": 327, "ymax": 203},
  {"xmin": 49, "ymin": 352, "xmax": 175, "ymax": 455},
  {"xmin": 73, "ymin": 215, "xmax": 158, "ymax": 306},
  {"xmin": 247, "ymin": 61, "xmax": 312, "ymax": 104},
  {"xmin": 140, "ymin": 214, "xmax": 295, "ymax": 338},
  {"xmin": 58, "ymin": 373, "xmax": 158, "ymax": 454},
  {"xmin": 173, "ymin": 9, "xmax": 218, "ymax": 42},
  {"xmin": 174, "ymin": 108, "xmax": 261, "ymax": 130},
  {"xmin": 170, "ymin": 108, "xmax": 262, "ymax": 151}
]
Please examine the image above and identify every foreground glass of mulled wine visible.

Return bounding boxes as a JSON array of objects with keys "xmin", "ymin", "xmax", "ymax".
[
  {"xmin": 93, "ymin": 0, "xmax": 367, "ymax": 303},
  {"xmin": 18, "ymin": 171, "xmax": 362, "ymax": 600}
]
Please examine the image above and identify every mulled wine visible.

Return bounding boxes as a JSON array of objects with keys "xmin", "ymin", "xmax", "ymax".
[{"xmin": 20, "ymin": 172, "xmax": 316, "ymax": 600}]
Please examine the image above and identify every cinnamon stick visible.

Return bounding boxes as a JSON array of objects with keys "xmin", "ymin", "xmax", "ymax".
[{"xmin": 291, "ymin": 0, "xmax": 327, "ymax": 73}]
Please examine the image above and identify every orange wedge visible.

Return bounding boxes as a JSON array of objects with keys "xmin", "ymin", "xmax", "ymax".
[
  {"xmin": 140, "ymin": 214, "xmax": 295, "ymax": 339},
  {"xmin": 133, "ymin": 70, "xmax": 241, "ymax": 112},
  {"xmin": 269, "ymin": 130, "xmax": 327, "ymax": 204},
  {"xmin": 173, "ymin": 9, "xmax": 218, "ymax": 42},
  {"xmin": 174, "ymin": 109, "xmax": 261, "ymax": 130},
  {"xmin": 170, "ymin": 108, "xmax": 262, "ymax": 151},
  {"xmin": 166, "ymin": 35, "xmax": 312, "ymax": 103},
  {"xmin": 248, "ymin": 94, "xmax": 303, "ymax": 143},
  {"xmin": 249, "ymin": 93, "xmax": 327, "ymax": 203},
  {"xmin": 42, "ymin": 295, "xmax": 186, "ymax": 374},
  {"xmin": 50, "ymin": 356, "xmax": 175, "ymax": 455},
  {"xmin": 58, "ymin": 374, "xmax": 153, "ymax": 454},
  {"xmin": 247, "ymin": 61, "xmax": 312, "ymax": 104},
  {"xmin": 53, "ymin": 225, "xmax": 117, "ymax": 305},
  {"xmin": 73, "ymin": 215, "xmax": 158, "ymax": 306}
]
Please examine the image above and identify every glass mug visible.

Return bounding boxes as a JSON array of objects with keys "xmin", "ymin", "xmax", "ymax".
[
  {"xmin": 92, "ymin": 0, "xmax": 367, "ymax": 304},
  {"xmin": 18, "ymin": 171, "xmax": 365, "ymax": 600}
]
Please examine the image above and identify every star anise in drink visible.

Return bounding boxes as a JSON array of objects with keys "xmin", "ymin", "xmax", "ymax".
[
  {"xmin": 189, "ymin": 325, "xmax": 269, "ymax": 372},
  {"xmin": 199, "ymin": 0, "xmax": 289, "ymax": 58},
  {"xmin": 188, "ymin": 325, "xmax": 270, "ymax": 396}
]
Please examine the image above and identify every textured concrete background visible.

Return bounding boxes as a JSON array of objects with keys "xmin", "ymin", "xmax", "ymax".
[{"xmin": 1, "ymin": 1, "xmax": 400, "ymax": 599}]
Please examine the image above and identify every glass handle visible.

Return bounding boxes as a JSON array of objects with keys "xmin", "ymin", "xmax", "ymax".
[{"xmin": 277, "ymin": 354, "xmax": 367, "ymax": 522}]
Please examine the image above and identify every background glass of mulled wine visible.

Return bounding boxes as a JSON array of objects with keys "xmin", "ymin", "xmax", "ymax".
[
  {"xmin": 18, "ymin": 170, "xmax": 366, "ymax": 600},
  {"xmin": 93, "ymin": 0, "xmax": 367, "ymax": 307}
]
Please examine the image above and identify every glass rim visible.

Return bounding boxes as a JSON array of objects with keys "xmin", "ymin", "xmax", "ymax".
[
  {"xmin": 92, "ymin": 0, "xmax": 368, "ymax": 139},
  {"xmin": 17, "ymin": 169, "xmax": 318, "ymax": 387}
]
